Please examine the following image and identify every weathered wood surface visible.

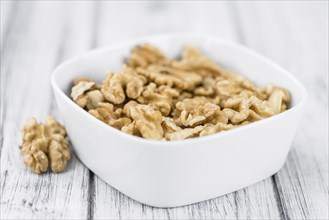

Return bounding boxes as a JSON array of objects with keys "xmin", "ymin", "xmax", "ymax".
[{"xmin": 0, "ymin": 1, "xmax": 328, "ymax": 219}]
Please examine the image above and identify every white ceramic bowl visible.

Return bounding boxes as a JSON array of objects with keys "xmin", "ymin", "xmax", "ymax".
[{"xmin": 51, "ymin": 33, "xmax": 307, "ymax": 208}]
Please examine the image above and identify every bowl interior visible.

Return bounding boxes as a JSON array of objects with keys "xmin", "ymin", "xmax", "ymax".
[{"xmin": 52, "ymin": 34, "xmax": 306, "ymax": 115}]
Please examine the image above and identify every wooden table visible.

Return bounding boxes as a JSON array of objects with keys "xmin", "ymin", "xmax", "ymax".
[{"xmin": 1, "ymin": 1, "xmax": 328, "ymax": 219}]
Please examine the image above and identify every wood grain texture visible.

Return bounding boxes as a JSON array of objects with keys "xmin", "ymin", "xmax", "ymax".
[{"xmin": 1, "ymin": 1, "xmax": 328, "ymax": 219}]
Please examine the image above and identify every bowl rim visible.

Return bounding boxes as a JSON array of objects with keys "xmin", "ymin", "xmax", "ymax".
[{"xmin": 51, "ymin": 32, "xmax": 308, "ymax": 146}]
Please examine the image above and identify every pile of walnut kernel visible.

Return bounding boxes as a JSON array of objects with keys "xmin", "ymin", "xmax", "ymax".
[{"xmin": 70, "ymin": 44, "xmax": 290, "ymax": 141}]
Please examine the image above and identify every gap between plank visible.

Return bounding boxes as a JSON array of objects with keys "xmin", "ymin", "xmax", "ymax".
[
  {"xmin": 87, "ymin": 2, "xmax": 101, "ymax": 219},
  {"xmin": 88, "ymin": 172, "xmax": 95, "ymax": 220}
]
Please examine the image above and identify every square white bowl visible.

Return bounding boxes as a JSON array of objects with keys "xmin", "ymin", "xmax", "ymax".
[{"xmin": 51, "ymin": 33, "xmax": 307, "ymax": 208}]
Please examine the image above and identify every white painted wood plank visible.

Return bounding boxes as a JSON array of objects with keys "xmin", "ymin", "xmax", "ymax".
[
  {"xmin": 0, "ymin": 2, "xmax": 95, "ymax": 219},
  {"xmin": 235, "ymin": 2, "xmax": 328, "ymax": 219},
  {"xmin": 91, "ymin": 2, "xmax": 282, "ymax": 219}
]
